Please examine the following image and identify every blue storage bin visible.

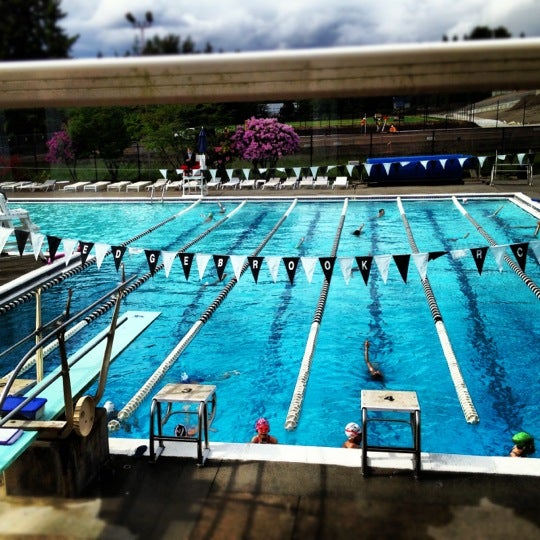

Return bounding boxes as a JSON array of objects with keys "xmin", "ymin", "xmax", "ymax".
[{"xmin": 0, "ymin": 396, "xmax": 47, "ymax": 420}]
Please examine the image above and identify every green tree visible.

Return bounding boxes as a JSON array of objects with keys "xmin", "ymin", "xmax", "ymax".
[
  {"xmin": 0, "ymin": 1, "xmax": 78, "ymax": 166},
  {"xmin": 142, "ymin": 34, "xmax": 181, "ymax": 55},
  {"xmin": 68, "ymin": 107, "xmax": 131, "ymax": 181},
  {"xmin": 443, "ymin": 25, "xmax": 514, "ymax": 41},
  {"xmin": 0, "ymin": 0, "xmax": 78, "ymax": 60}
]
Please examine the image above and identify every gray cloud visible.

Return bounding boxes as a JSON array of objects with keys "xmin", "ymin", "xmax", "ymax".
[{"xmin": 61, "ymin": 0, "xmax": 540, "ymax": 58}]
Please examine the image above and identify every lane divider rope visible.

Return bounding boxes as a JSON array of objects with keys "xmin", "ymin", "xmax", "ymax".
[
  {"xmin": 111, "ymin": 199, "xmax": 299, "ymax": 431},
  {"xmin": 285, "ymin": 199, "xmax": 348, "ymax": 431},
  {"xmin": 398, "ymin": 197, "xmax": 479, "ymax": 424}
]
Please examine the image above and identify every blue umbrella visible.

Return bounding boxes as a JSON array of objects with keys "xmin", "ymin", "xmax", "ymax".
[{"xmin": 197, "ymin": 127, "xmax": 208, "ymax": 154}]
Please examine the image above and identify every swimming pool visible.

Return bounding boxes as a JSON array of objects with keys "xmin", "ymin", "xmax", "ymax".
[{"xmin": 1, "ymin": 196, "xmax": 539, "ymax": 457}]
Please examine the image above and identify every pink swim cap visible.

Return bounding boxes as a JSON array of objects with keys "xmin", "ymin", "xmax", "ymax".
[{"xmin": 255, "ymin": 417, "xmax": 270, "ymax": 434}]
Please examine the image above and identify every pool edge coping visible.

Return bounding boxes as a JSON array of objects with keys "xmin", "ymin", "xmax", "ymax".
[{"xmin": 109, "ymin": 438, "xmax": 540, "ymax": 477}]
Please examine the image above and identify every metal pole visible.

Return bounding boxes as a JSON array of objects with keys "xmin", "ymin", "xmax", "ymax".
[{"xmin": 35, "ymin": 288, "xmax": 43, "ymax": 382}]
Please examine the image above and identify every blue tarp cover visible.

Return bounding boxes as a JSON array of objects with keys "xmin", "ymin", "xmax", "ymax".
[{"xmin": 365, "ymin": 154, "xmax": 477, "ymax": 182}]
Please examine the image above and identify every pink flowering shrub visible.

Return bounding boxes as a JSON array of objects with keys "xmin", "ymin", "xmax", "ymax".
[
  {"xmin": 230, "ymin": 117, "xmax": 300, "ymax": 171},
  {"xmin": 45, "ymin": 130, "xmax": 77, "ymax": 179}
]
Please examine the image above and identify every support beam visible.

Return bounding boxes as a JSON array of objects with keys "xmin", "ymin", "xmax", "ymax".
[{"xmin": 0, "ymin": 39, "xmax": 539, "ymax": 109}]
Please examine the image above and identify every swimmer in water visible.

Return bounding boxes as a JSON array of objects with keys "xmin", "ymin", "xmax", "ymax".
[
  {"xmin": 363, "ymin": 340, "xmax": 383, "ymax": 380},
  {"xmin": 449, "ymin": 232, "xmax": 470, "ymax": 241},
  {"xmin": 377, "ymin": 209, "xmax": 385, "ymax": 218},
  {"xmin": 203, "ymin": 211, "xmax": 214, "ymax": 223},
  {"xmin": 352, "ymin": 223, "xmax": 365, "ymax": 236}
]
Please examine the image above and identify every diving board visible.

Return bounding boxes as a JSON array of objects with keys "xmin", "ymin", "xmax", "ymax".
[{"xmin": 0, "ymin": 310, "xmax": 160, "ymax": 473}]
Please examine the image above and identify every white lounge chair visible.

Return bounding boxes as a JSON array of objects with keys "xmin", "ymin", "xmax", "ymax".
[
  {"xmin": 146, "ymin": 178, "xmax": 168, "ymax": 191},
  {"xmin": 126, "ymin": 181, "xmax": 151, "ymax": 192},
  {"xmin": 63, "ymin": 181, "xmax": 91, "ymax": 191},
  {"xmin": 17, "ymin": 179, "xmax": 57, "ymax": 192},
  {"xmin": 313, "ymin": 176, "xmax": 329, "ymax": 188},
  {"xmin": 298, "ymin": 177, "xmax": 314, "ymax": 189},
  {"xmin": 84, "ymin": 181, "xmax": 111, "ymax": 192},
  {"xmin": 262, "ymin": 177, "xmax": 282, "ymax": 190},
  {"xmin": 281, "ymin": 177, "xmax": 298, "ymax": 189},
  {"xmin": 107, "ymin": 181, "xmax": 132, "ymax": 191},
  {"xmin": 332, "ymin": 176, "xmax": 349, "ymax": 189},
  {"xmin": 239, "ymin": 179, "xmax": 256, "ymax": 189},
  {"xmin": 207, "ymin": 177, "xmax": 222, "ymax": 190},
  {"xmin": 166, "ymin": 180, "xmax": 184, "ymax": 190},
  {"xmin": 4, "ymin": 181, "xmax": 31, "ymax": 191},
  {"xmin": 221, "ymin": 177, "xmax": 240, "ymax": 189}
]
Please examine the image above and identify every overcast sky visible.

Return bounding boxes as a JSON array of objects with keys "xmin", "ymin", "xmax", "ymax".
[{"xmin": 61, "ymin": 0, "xmax": 540, "ymax": 58}]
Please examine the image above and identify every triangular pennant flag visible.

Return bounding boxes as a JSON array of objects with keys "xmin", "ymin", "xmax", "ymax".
[
  {"xmin": 470, "ymin": 247, "xmax": 489, "ymax": 275},
  {"xmin": 374, "ymin": 254, "xmax": 392, "ymax": 283},
  {"xmin": 458, "ymin": 157, "xmax": 469, "ymax": 167},
  {"xmin": 0, "ymin": 228, "xmax": 13, "ymax": 254},
  {"xmin": 364, "ymin": 163, "xmax": 373, "ymax": 176},
  {"xmin": 301, "ymin": 257, "xmax": 317, "ymax": 283},
  {"xmin": 178, "ymin": 252, "xmax": 194, "ymax": 280},
  {"xmin": 78, "ymin": 241, "xmax": 94, "ymax": 265},
  {"xmin": 428, "ymin": 250, "xmax": 446, "ymax": 261},
  {"xmin": 517, "ymin": 153, "xmax": 526, "ymax": 165},
  {"xmin": 94, "ymin": 243, "xmax": 109, "ymax": 269},
  {"xmin": 338, "ymin": 257, "xmax": 354, "ymax": 285},
  {"xmin": 145, "ymin": 249, "xmax": 160, "ymax": 275},
  {"xmin": 62, "ymin": 238, "xmax": 78, "ymax": 265},
  {"xmin": 383, "ymin": 162, "xmax": 392, "ymax": 175},
  {"xmin": 355, "ymin": 256, "xmax": 372, "ymax": 285},
  {"xmin": 30, "ymin": 232, "xmax": 44, "ymax": 260},
  {"xmin": 393, "ymin": 254, "xmax": 410, "ymax": 283},
  {"xmin": 497, "ymin": 154, "xmax": 506, "ymax": 161},
  {"xmin": 266, "ymin": 256, "xmax": 281, "ymax": 283},
  {"xmin": 439, "ymin": 158, "xmax": 448, "ymax": 169},
  {"xmin": 346, "ymin": 164, "xmax": 355, "ymax": 175},
  {"xmin": 161, "ymin": 250, "xmax": 176, "ymax": 278},
  {"xmin": 451, "ymin": 249, "xmax": 468, "ymax": 259},
  {"xmin": 478, "ymin": 156, "xmax": 487, "ymax": 167},
  {"xmin": 310, "ymin": 166, "xmax": 318, "ymax": 178},
  {"xmin": 14, "ymin": 229, "xmax": 29, "ymax": 255},
  {"xmin": 400, "ymin": 161, "xmax": 410, "ymax": 167},
  {"xmin": 111, "ymin": 245, "xmax": 126, "ymax": 271},
  {"xmin": 490, "ymin": 245, "xmax": 506, "ymax": 272},
  {"xmin": 529, "ymin": 240, "xmax": 540, "ymax": 264},
  {"xmin": 510, "ymin": 242, "xmax": 528, "ymax": 272},
  {"xmin": 213, "ymin": 254, "xmax": 229, "ymax": 281},
  {"xmin": 226, "ymin": 168, "xmax": 234, "ymax": 180},
  {"xmin": 242, "ymin": 168, "xmax": 251, "ymax": 180},
  {"xmin": 248, "ymin": 256, "xmax": 264, "ymax": 283},
  {"xmin": 230, "ymin": 255, "xmax": 246, "ymax": 281},
  {"xmin": 46, "ymin": 235, "xmax": 62, "ymax": 260},
  {"xmin": 176, "ymin": 169, "xmax": 182, "ymax": 176},
  {"xmin": 420, "ymin": 160, "xmax": 429, "ymax": 169},
  {"xmin": 293, "ymin": 167, "xmax": 302, "ymax": 178},
  {"xmin": 282, "ymin": 257, "xmax": 300, "ymax": 284},
  {"xmin": 412, "ymin": 253, "xmax": 429, "ymax": 279},
  {"xmin": 159, "ymin": 168, "xmax": 168, "ymax": 179},
  {"xmin": 319, "ymin": 257, "xmax": 336, "ymax": 282},
  {"xmin": 209, "ymin": 168, "xmax": 217, "ymax": 181},
  {"xmin": 196, "ymin": 253, "xmax": 211, "ymax": 280}
]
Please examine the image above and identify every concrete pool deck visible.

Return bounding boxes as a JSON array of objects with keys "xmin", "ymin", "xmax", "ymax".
[{"xmin": 1, "ymin": 179, "xmax": 540, "ymax": 538}]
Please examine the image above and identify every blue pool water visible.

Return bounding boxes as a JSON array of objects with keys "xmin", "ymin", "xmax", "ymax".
[{"xmin": 1, "ymin": 197, "xmax": 539, "ymax": 457}]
